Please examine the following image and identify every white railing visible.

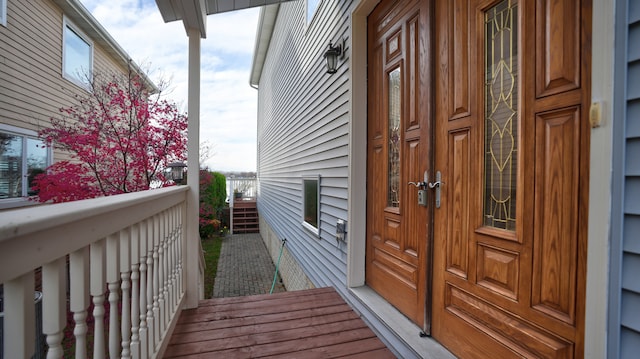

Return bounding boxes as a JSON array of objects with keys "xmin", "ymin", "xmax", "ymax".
[
  {"xmin": 228, "ymin": 177, "xmax": 257, "ymax": 200},
  {"xmin": 0, "ymin": 186, "xmax": 195, "ymax": 359}
]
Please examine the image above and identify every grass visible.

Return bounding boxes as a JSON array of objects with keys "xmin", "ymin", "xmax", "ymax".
[{"xmin": 201, "ymin": 235, "xmax": 224, "ymax": 299}]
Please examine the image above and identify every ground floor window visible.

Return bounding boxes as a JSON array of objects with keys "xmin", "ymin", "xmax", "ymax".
[
  {"xmin": 302, "ymin": 175, "xmax": 320, "ymax": 235},
  {"xmin": 0, "ymin": 126, "xmax": 50, "ymax": 203}
]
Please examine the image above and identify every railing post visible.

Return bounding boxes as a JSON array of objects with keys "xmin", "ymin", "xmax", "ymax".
[
  {"xmin": 3, "ymin": 273, "xmax": 35, "ymax": 359},
  {"xmin": 229, "ymin": 179, "xmax": 235, "ymax": 234}
]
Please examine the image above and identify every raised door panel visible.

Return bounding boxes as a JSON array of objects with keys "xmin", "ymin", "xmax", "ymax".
[
  {"xmin": 532, "ymin": 107, "xmax": 581, "ymax": 325},
  {"xmin": 535, "ymin": 0, "xmax": 581, "ymax": 97},
  {"xmin": 448, "ymin": 0, "xmax": 471, "ymax": 119}
]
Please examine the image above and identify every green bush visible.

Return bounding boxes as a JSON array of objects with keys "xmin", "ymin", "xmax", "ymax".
[{"xmin": 199, "ymin": 170, "xmax": 227, "ymax": 238}]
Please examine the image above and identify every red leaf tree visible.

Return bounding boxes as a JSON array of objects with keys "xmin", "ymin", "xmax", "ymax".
[{"xmin": 33, "ymin": 70, "xmax": 188, "ymax": 203}]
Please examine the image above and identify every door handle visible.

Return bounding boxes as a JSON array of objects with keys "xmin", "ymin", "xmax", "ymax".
[
  {"xmin": 429, "ymin": 171, "xmax": 442, "ymax": 208},
  {"xmin": 407, "ymin": 170, "xmax": 429, "ymax": 189},
  {"xmin": 408, "ymin": 171, "xmax": 429, "ymax": 207}
]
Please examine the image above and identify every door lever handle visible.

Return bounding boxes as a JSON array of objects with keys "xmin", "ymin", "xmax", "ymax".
[
  {"xmin": 430, "ymin": 171, "xmax": 442, "ymax": 208},
  {"xmin": 408, "ymin": 170, "xmax": 429, "ymax": 189}
]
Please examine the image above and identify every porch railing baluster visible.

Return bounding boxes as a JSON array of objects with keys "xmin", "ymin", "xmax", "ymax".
[
  {"xmin": 43, "ymin": 257, "xmax": 66, "ymax": 359},
  {"xmin": 90, "ymin": 239, "xmax": 106, "ymax": 359},
  {"xmin": 130, "ymin": 223, "xmax": 141, "ymax": 359},
  {"xmin": 138, "ymin": 219, "xmax": 149, "ymax": 359},
  {"xmin": 70, "ymin": 247, "xmax": 90, "ymax": 359},
  {"xmin": 120, "ymin": 229, "xmax": 132, "ymax": 359},
  {"xmin": 106, "ymin": 233, "xmax": 121, "ymax": 359}
]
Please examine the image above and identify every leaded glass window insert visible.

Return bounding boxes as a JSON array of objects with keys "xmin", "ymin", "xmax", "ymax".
[
  {"xmin": 388, "ymin": 67, "xmax": 401, "ymax": 208},
  {"xmin": 483, "ymin": 0, "xmax": 518, "ymax": 231}
]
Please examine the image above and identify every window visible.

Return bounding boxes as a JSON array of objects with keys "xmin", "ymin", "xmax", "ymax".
[
  {"xmin": 0, "ymin": 126, "xmax": 50, "ymax": 205},
  {"xmin": 0, "ymin": 0, "xmax": 7, "ymax": 27},
  {"xmin": 63, "ymin": 17, "xmax": 93, "ymax": 87},
  {"xmin": 302, "ymin": 176, "xmax": 320, "ymax": 234},
  {"xmin": 483, "ymin": 0, "xmax": 518, "ymax": 230},
  {"xmin": 306, "ymin": 0, "xmax": 320, "ymax": 24}
]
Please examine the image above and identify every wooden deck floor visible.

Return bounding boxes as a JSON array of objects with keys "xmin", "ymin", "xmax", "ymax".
[{"xmin": 164, "ymin": 287, "xmax": 395, "ymax": 358}]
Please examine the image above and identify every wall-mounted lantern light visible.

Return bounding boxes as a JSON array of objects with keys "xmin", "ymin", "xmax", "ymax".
[
  {"xmin": 324, "ymin": 39, "xmax": 345, "ymax": 74},
  {"xmin": 167, "ymin": 162, "xmax": 187, "ymax": 185}
]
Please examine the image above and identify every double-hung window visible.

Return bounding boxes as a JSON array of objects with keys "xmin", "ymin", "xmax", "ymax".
[
  {"xmin": 63, "ymin": 17, "xmax": 93, "ymax": 87},
  {"xmin": 0, "ymin": 125, "xmax": 50, "ymax": 206},
  {"xmin": 306, "ymin": 0, "xmax": 320, "ymax": 24},
  {"xmin": 0, "ymin": 0, "xmax": 7, "ymax": 27}
]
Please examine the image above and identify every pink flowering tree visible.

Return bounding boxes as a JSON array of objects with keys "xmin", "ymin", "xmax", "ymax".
[{"xmin": 33, "ymin": 69, "xmax": 188, "ymax": 203}]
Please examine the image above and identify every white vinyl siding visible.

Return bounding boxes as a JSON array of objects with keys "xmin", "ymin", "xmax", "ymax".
[
  {"xmin": 256, "ymin": 0, "xmax": 352, "ymax": 290},
  {"xmin": 610, "ymin": 0, "xmax": 640, "ymax": 357}
]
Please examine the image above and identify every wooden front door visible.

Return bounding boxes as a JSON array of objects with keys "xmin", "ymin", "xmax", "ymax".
[
  {"xmin": 365, "ymin": 0, "xmax": 433, "ymax": 328},
  {"xmin": 431, "ymin": 0, "xmax": 591, "ymax": 358}
]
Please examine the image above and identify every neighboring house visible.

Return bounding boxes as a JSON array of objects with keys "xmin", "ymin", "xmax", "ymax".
[
  {"xmin": 251, "ymin": 0, "xmax": 637, "ymax": 358},
  {"xmin": 0, "ymin": 0, "xmax": 153, "ymax": 209}
]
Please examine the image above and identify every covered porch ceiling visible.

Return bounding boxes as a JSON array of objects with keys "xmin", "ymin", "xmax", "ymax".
[{"xmin": 155, "ymin": 0, "xmax": 298, "ymax": 37}]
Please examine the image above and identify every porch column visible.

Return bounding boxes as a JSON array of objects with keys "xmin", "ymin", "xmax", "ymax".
[{"xmin": 185, "ymin": 27, "xmax": 202, "ymax": 309}]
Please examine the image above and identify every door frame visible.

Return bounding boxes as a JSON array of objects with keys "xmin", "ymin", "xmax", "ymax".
[{"xmin": 345, "ymin": 0, "xmax": 609, "ymax": 356}]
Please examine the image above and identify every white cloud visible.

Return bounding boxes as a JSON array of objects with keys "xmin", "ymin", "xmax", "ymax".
[{"xmin": 81, "ymin": 0, "xmax": 260, "ymax": 172}]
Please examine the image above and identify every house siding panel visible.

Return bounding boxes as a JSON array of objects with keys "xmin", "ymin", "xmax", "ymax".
[
  {"xmin": 0, "ymin": 0, "xmax": 130, "ymax": 163},
  {"xmin": 611, "ymin": 0, "xmax": 640, "ymax": 357},
  {"xmin": 256, "ymin": 0, "xmax": 353, "ymax": 290}
]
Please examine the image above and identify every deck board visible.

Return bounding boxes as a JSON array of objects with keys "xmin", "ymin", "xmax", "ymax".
[{"xmin": 165, "ymin": 287, "xmax": 395, "ymax": 358}]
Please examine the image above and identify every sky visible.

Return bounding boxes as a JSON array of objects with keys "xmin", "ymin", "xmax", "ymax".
[{"xmin": 80, "ymin": 0, "xmax": 260, "ymax": 172}]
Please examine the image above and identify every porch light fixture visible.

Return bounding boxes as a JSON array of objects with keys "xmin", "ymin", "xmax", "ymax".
[
  {"xmin": 167, "ymin": 162, "xmax": 187, "ymax": 185},
  {"xmin": 324, "ymin": 39, "xmax": 345, "ymax": 74}
]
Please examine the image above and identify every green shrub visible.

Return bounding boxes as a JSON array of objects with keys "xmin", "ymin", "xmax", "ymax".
[{"xmin": 199, "ymin": 170, "xmax": 227, "ymax": 238}]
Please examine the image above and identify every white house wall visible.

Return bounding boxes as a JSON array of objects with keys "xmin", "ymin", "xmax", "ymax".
[{"xmin": 256, "ymin": 0, "xmax": 353, "ymax": 290}]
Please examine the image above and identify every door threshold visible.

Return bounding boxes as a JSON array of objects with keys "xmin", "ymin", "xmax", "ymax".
[{"xmin": 349, "ymin": 286, "xmax": 456, "ymax": 359}]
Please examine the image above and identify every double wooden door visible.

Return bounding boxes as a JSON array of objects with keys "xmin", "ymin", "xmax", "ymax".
[{"xmin": 366, "ymin": 0, "xmax": 591, "ymax": 357}]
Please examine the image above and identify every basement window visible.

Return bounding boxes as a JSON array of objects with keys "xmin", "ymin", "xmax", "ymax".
[{"xmin": 302, "ymin": 175, "xmax": 320, "ymax": 235}]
